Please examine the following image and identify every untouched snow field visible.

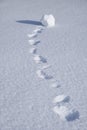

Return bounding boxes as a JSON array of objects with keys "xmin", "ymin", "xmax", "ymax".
[{"xmin": 0, "ymin": 0, "xmax": 87, "ymax": 130}]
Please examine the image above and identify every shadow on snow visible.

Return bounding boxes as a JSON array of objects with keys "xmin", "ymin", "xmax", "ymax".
[{"xmin": 16, "ymin": 20, "xmax": 43, "ymax": 26}]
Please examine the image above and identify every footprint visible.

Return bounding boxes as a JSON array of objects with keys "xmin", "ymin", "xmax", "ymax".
[
  {"xmin": 45, "ymin": 74, "xmax": 53, "ymax": 80},
  {"xmin": 28, "ymin": 39, "xmax": 40, "ymax": 45},
  {"xmin": 53, "ymin": 106, "xmax": 69, "ymax": 121},
  {"xmin": 36, "ymin": 69, "xmax": 53, "ymax": 80},
  {"xmin": 27, "ymin": 22, "xmax": 79, "ymax": 123},
  {"xmin": 53, "ymin": 106, "xmax": 79, "ymax": 121},
  {"xmin": 33, "ymin": 55, "xmax": 47, "ymax": 64},
  {"xmin": 34, "ymin": 40, "xmax": 40, "ymax": 45},
  {"xmin": 32, "ymin": 26, "xmax": 45, "ymax": 34},
  {"xmin": 33, "ymin": 55, "xmax": 41, "ymax": 64},
  {"xmin": 53, "ymin": 95, "xmax": 70, "ymax": 104},
  {"xmin": 28, "ymin": 39, "xmax": 35, "ymax": 45},
  {"xmin": 36, "ymin": 70, "xmax": 46, "ymax": 79},
  {"xmin": 51, "ymin": 81, "xmax": 61, "ymax": 88},
  {"xmin": 65, "ymin": 109, "xmax": 80, "ymax": 121},
  {"xmin": 39, "ymin": 56, "xmax": 47, "ymax": 63},
  {"xmin": 27, "ymin": 32, "xmax": 37, "ymax": 38},
  {"xmin": 33, "ymin": 28, "xmax": 42, "ymax": 33},
  {"xmin": 29, "ymin": 47, "xmax": 37, "ymax": 54},
  {"xmin": 41, "ymin": 64, "xmax": 51, "ymax": 70}
]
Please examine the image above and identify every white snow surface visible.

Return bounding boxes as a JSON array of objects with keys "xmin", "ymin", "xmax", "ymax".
[
  {"xmin": 53, "ymin": 95, "xmax": 70, "ymax": 104},
  {"xmin": 53, "ymin": 106, "xmax": 69, "ymax": 120},
  {"xmin": 0, "ymin": 0, "xmax": 87, "ymax": 130},
  {"xmin": 53, "ymin": 106, "xmax": 79, "ymax": 121}
]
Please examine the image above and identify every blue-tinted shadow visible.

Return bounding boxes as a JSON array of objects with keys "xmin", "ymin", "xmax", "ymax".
[
  {"xmin": 16, "ymin": 20, "xmax": 43, "ymax": 26},
  {"xmin": 66, "ymin": 110, "xmax": 80, "ymax": 122}
]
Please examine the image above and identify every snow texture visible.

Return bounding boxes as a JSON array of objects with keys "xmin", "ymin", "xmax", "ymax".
[
  {"xmin": 28, "ymin": 39, "xmax": 40, "ymax": 45},
  {"xmin": 27, "ymin": 32, "xmax": 37, "ymax": 38},
  {"xmin": 41, "ymin": 14, "xmax": 55, "ymax": 27},
  {"xmin": 29, "ymin": 47, "xmax": 37, "ymax": 54},
  {"xmin": 33, "ymin": 55, "xmax": 47, "ymax": 64},
  {"xmin": 53, "ymin": 106, "xmax": 69, "ymax": 120},
  {"xmin": 53, "ymin": 106, "xmax": 79, "ymax": 121},
  {"xmin": 53, "ymin": 95, "xmax": 70, "ymax": 104},
  {"xmin": 0, "ymin": 0, "xmax": 87, "ymax": 130},
  {"xmin": 51, "ymin": 81, "xmax": 61, "ymax": 88}
]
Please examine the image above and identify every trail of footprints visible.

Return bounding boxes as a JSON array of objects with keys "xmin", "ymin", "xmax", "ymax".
[{"xmin": 27, "ymin": 26, "xmax": 79, "ymax": 122}]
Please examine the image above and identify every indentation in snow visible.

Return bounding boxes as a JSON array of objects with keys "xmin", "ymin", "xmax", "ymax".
[
  {"xmin": 51, "ymin": 81, "xmax": 61, "ymax": 88},
  {"xmin": 65, "ymin": 109, "xmax": 80, "ymax": 121},
  {"xmin": 34, "ymin": 55, "xmax": 41, "ymax": 64},
  {"xmin": 28, "ymin": 39, "xmax": 40, "ymax": 45},
  {"xmin": 33, "ymin": 27, "xmax": 43, "ymax": 33},
  {"xmin": 28, "ymin": 39, "xmax": 35, "ymax": 45},
  {"xmin": 34, "ymin": 40, "xmax": 40, "ymax": 45},
  {"xmin": 36, "ymin": 70, "xmax": 45, "ymax": 79},
  {"xmin": 33, "ymin": 55, "xmax": 47, "ymax": 64},
  {"xmin": 36, "ymin": 70, "xmax": 53, "ymax": 80},
  {"xmin": 53, "ymin": 106, "xmax": 79, "ymax": 121},
  {"xmin": 41, "ymin": 64, "xmax": 51, "ymax": 70},
  {"xmin": 53, "ymin": 106, "xmax": 69, "ymax": 120},
  {"xmin": 27, "ymin": 33, "xmax": 37, "ymax": 38},
  {"xmin": 53, "ymin": 95, "xmax": 70, "ymax": 104},
  {"xmin": 29, "ymin": 47, "xmax": 37, "ymax": 54}
]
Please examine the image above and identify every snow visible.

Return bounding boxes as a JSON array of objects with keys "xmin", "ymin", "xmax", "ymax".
[
  {"xmin": 29, "ymin": 47, "xmax": 37, "ymax": 54},
  {"xmin": 41, "ymin": 14, "xmax": 55, "ymax": 27},
  {"xmin": 0, "ymin": 0, "xmax": 87, "ymax": 129},
  {"xmin": 28, "ymin": 39, "xmax": 35, "ymax": 45},
  {"xmin": 33, "ymin": 55, "xmax": 41, "ymax": 63},
  {"xmin": 53, "ymin": 106, "xmax": 79, "ymax": 121},
  {"xmin": 53, "ymin": 106, "xmax": 69, "ymax": 120},
  {"xmin": 28, "ymin": 39, "xmax": 40, "ymax": 45},
  {"xmin": 36, "ymin": 70, "xmax": 46, "ymax": 79},
  {"xmin": 51, "ymin": 81, "xmax": 60, "ymax": 88},
  {"xmin": 27, "ymin": 32, "xmax": 37, "ymax": 38},
  {"xmin": 41, "ymin": 64, "xmax": 51, "ymax": 70},
  {"xmin": 36, "ymin": 69, "xmax": 53, "ymax": 80},
  {"xmin": 33, "ymin": 55, "xmax": 47, "ymax": 64},
  {"xmin": 53, "ymin": 95, "xmax": 70, "ymax": 104}
]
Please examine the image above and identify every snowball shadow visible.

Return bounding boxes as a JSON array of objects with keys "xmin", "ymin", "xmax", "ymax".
[{"xmin": 16, "ymin": 20, "xmax": 43, "ymax": 26}]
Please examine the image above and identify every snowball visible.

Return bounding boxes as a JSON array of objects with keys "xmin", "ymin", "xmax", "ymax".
[{"xmin": 41, "ymin": 14, "xmax": 55, "ymax": 27}]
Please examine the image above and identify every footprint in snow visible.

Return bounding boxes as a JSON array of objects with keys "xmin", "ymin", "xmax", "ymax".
[
  {"xmin": 29, "ymin": 47, "xmax": 37, "ymax": 54},
  {"xmin": 53, "ymin": 95, "xmax": 70, "ymax": 104},
  {"xmin": 41, "ymin": 64, "xmax": 51, "ymax": 70},
  {"xmin": 33, "ymin": 55, "xmax": 47, "ymax": 64},
  {"xmin": 53, "ymin": 106, "xmax": 69, "ymax": 121},
  {"xmin": 53, "ymin": 106, "xmax": 79, "ymax": 121},
  {"xmin": 51, "ymin": 80, "xmax": 61, "ymax": 88},
  {"xmin": 33, "ymin": 27, "xmax": 43, "ymax": 33},
  {"xmin": 27, "ymin": 32, "xmax": 37, "ymax": 38},
  {"xmin": 28, "ymin": 39, "xmax": 40, "ymax": 45},
  {"xmin": 36, "ymin": 70, "xmax": 45, "ymax": 79},
  {"xmin": 36, "ymin": 70, "xmax": 53, "ymax": 80},
  {"xmin": 65, "ymin": 109, "xmax": 80, "ymax": 121}
]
